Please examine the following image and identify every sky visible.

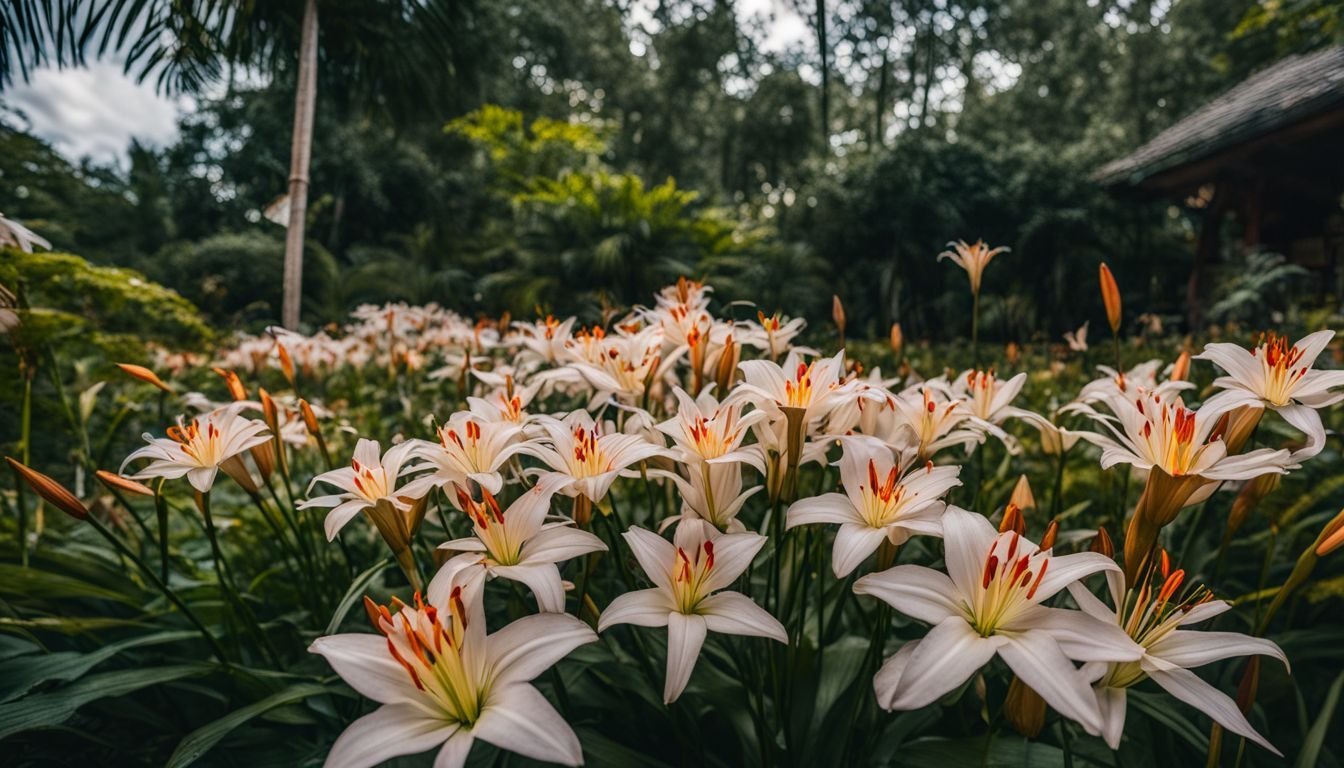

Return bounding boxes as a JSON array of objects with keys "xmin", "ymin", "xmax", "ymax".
[{"xmin": 0, "ymin": 0, "xmax": 812, "ymax": 167}]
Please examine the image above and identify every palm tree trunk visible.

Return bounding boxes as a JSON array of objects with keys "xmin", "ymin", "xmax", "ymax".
[{"xmin": 282, "ymin": 0, "xmax": 319, "ymax": 329}]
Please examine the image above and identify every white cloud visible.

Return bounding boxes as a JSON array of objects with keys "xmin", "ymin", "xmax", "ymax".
[{"xmin": 3, "ymin": 60, "xmax": 188, "ymax": 166}]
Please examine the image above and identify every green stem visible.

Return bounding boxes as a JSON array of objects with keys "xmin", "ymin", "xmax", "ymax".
[
  {"xmin": 85, "ymin": 514, "xmax": 228, "ymax": 665},
  {"xmin": 17, "ymin": 375, "xmax": 32, "ymax": 566},
  {"xmin": 971, "ymin": 291, "xmax": 980, "ymax": 368}
]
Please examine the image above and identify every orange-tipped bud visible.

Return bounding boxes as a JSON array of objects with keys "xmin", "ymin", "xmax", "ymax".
[
  {"xmin": 1009, "ymin": 475, "xmax": 1036, "ymax": 513},
  {"xmin": 715, "ymin": 334, "xmax": 741, "ymax": 394},
  {"xmin": 258, "ymin": 388, "xmax": 280, "ymax": 431},
  {"xmin": 1099, "ymin": 263, "xmax": 1122, "ymax": 334},
  {"xmin": 299, "ymin": 398, "xmax": 321, "ymax": 435},
  {"xmin": 1004, "ymin": 675, "xmax": 1046, "ymax": 738},
  {"xmin": 212, "ymin": 367, "xmax": 247, "ymax": 401},
  {"xmin": 95, "ymin": 470, "xmax": 155, "ymax": 497},
  {"xmin": 363, "ymin": 594, "xmax": 384, "ymax": 630},
  {"xmin": 276, "ymin": 344, "xmax": 296, "ymax": 386},
  {"xmin": 1090, "ymin": 526, "xmax": 1114, "ymax": 558},
  {"xmin": 1170, "ymin": 350, "xmax": 1191, "ymax": 382},
  {"xmin": 1005, "ymin": 341, "xmax": 1021, "ymax": 366},
  {"xmin": 999, "ymin": 503, "xmax": 1025, "ymax": 535},
  {"xmin": 1039, "ymin": 519, "xmax": 1059, "ymax": 551},
  {"xmin": 889, "ymin": 323, "xmax": 903, "ymax": 357},
  {"xmin": 116, "ymin": 363, "xmax": 172, "ymax": 393},
  {"xmin": 832, "ymin": 295, "xmax": 846, "ymax": 337},
  {"xmin": 6, "ymin": 457, "xmax": 88, "ymax": 520},
  {"xmin": 1317, "ymin": 511, "xmax": 1344, "ymax": 556}
]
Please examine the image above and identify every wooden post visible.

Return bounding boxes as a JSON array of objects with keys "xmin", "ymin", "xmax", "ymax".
[{"xmin": 282, "ymin": 0, "xmax": 319, "ymax": 330}]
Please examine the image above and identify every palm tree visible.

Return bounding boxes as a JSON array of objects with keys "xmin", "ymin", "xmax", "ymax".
[{"xmin": 2, "ymin": 0, "xmax": 478, "ymax": 328}]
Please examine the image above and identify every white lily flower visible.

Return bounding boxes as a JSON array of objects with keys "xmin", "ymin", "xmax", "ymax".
[
  {"xmin": 1073, "ymin": 388, "xmax": 1292, "ymax": 511},
  {"xmin": 652, "ymin": 462, "xmax": 763, "ymax": 533},
  {"xmin": 655, "ymin": 387, "xmax": 765, "ymax": 465},
  {"xmin": 401, "ymin": 414, "xmax": 525, "ymax": 500},
  {"xmin": 889, "ymin": 385, "xmax": 985, "ymax": 460},
  {"xmin": 310, "ymin": 560, "xmax": 595, "ymax": 768},
  {"xmin": 740, "ymin": 311, "xmax": 808, "ymax": 359},
  {"xmin": 513, "ymin": 315, "xmax": 577, "ymax": 366},
  {"xmin": 121, "ymin": 407, "xmax": 272, "ymax": 493},
  {"xmin": 519, "ymin": 411, "xmax": 669, "ymax": 503},
  {"xmin": 598, "ymin": 520, "xmax": 786, "ymax": 703},
  {"xmin": 1068, "ymin": 566, "xmax": 1289, "ymax": 753},
  {"xmin": 438, "ymin": 473, "xmax": 606, "ymax": 612},
  {"xmin": 1197, "ymin": 330, "xmax": 1344, "ymax": 460},
  {"xmin": 300, "ymin": 438, "xmax": 427, "ymax": 540},
  {"xmin": 786, "ymin": 436, "xmax": 961, "ymax": 577},
  {"xmin": 737, "ymin": 349, "xmax": 849, "ymax": 430},
  {"xmin": 938, "ymin": 239, "xmax": 1007, "ymax": 295},
  {"xmin": 852, "ymin": 507, "xmax": 1141, "ymax": 734},
  {"xmin": 1073, "ymin": 360, "xmax": 1191, "ymax": 405},
  {"xmin": 1064, "ymin": 321, "xmax": 1089, "ymax": 352}
]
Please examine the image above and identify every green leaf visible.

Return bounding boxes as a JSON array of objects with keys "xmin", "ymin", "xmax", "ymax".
[
  {"xmin": 325, "ymin": 557, "xmax": 390, "ymax": 635},
  {"xmin": 1129, "ymin": 689, "xmax": 1209, "ymax": 753},
  {"xmin": 165, "ymin": 682, "xmax": 331, "ymax": 768},
  {"xmin": 1295, "ymin": 669, "xmax": 1344, "ymax": 768},
  {"xmin": 0, "ymin": 628, "xmax": 198, "ymax": 702},
  {"xmin": 0, "ymin": 664, "xmax": 211, "ymax": 739},
  {"xmin": 0, "ymin": 562, "xmax": 143, "ymax": 605}
]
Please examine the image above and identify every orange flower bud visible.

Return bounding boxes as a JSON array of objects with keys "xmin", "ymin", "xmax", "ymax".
[
  {"xmin": 6, "ymin": 457, "xmax": 88, "ymax": 520},
  {"xmin": 276, "ymin": 344, "xmax": 296, "ymax": 386},
  {"xmin": 1004, "ymin": 675, "xmax": 1046, "ymax": 738},
  {"xmin": 1170, "ymin": 350, "xmax": 1190, "ymax": 382},
  {"xmin": 889, "ymin": 322, "xmax": 903, "ymax": 357},
  {"xmin": 1099, "ymin": 263, "xmax": 1122, "ymax": 334},
  {"xmin": 115, "ymin": 363, "xmax": 172, "ymax": 393},
  {"xmin": 1090, "ymin": 526, "xmax": 1114, "ymax": 558},
  {"xmin": 1317, "ymin": 512, "xmax": 1344, "ymax": 556},
  {"xmin": 95, "ymin": 470, "xmax": 155, "ymax": 497},
  {"xmin": 1039, "ymin": 519, "xmax": 1059, "ymax": 551},
  {"xmin": 299, "ymin": 398, "xmax": 321, "ymax": 435},
  {"xmin": 715, "ymin": 334, "xmax": 741, "ymax": 394},
  {"xmin": 999, "ymin": 503, "xmax": 1025, "ymax": 535},
  {"xmin": 1005, "ymin": 341, "xmax": 1021, "ymax": 366},
  {"xmin": 832, "ymin": 295, "xmax": 846, "ymax": 339},
  {"xmin": 258, "ymin": 387, "xmax": 280, "ymax": 432},
  {"xmin": 212, "ymin": 367, "xmax": 247, "ymax": 401}
]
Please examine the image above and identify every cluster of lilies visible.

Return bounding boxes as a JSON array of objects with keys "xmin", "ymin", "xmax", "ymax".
[{"xmin": 13, "ymin": 244, "xmax": 1341, "ymax": 768}]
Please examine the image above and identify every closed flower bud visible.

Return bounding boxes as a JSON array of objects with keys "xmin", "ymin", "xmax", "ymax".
[
  {"xmin": 832, "ymin": 295, "xmax": 846, "ymax": 339},
  {"xmin": 1170, "ymin": 350, "xmax": 1191, "ymax": 382},
  {"xmin": 95, "ymin": 470, "xmax": 155, "ymax": 497},
  {"xmin": 212, "ymin": 367, "xmax": 248, "ymax": 401},
  {"xmin": 1039, "ymin": 519, "xmax": 1059, "ymax": 551},
  {"xmin": 999, "ymin": 503, "xmax": 1025, "ymax": 535},
  {"xmin": 1099, "ymin": 263, "xmax": 1122, "ymax": 334},
  {"xmin": 1004, "ymin": 675, "xmax": 1047, "ymax": 738},
  {"xmin": 276, "ymin": 343, "xmax": 296, "ymax": 386},
  {"xmin": 6, "ymin": 457, "xmax": 88, "ymax": 520},
  {"xmin": 115, "ymin": 363, "xmax": 172, "ymax": 393},
  {"xmin": 1009, "ymin": 475, "xmax": 1036, "ymax": 514},
  {"xmin": 1090, "ymin": 525, "xmax": 1114, "ymax": 558},
  {"xmin": 889, "ymin": 322, "xmax": 903, "ymax": 357},
  {"xmin": 299, "ymin": 398, "xmax": 321, "ymax": 435}
]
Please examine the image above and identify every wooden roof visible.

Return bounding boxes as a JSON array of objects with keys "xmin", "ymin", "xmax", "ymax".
[{"xmin": 1095, "ymin": 45, "xmax": 1344, "ymax": 194}]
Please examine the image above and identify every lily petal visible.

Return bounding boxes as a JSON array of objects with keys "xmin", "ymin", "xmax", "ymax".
[
  {"xmin": 698, "ymin": 592, "xmax": 787, "ymax": 642},
  {"xmin": 664, "ymin": 612, "xmax": 708, "ymax": 704},
  {"xmin": 473, "ymin": 683, "xmax": 585, "ymax": 766}
]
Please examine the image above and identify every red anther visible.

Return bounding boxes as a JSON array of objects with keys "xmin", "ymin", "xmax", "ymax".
[
  {"xmin": 1027, "ymin": 560, "xmax": 1049, "ymax": 599},
  {"xmin": 1159, "ymin": 549, "xmax": 1171, "ymax": 579},
  {"xmin": 982, "ymin": 555, "xmax": 999, "ymax": 588},
  {"xmin": 867, "ymin": 460, "xmax": 880, "ymax": 493},
  {"xmin": 1006, "ymin": 530, "xmax": 1020, "ymax": 562},
  {"xmin": 704, "ymin": 540, "xmax": 715, "ymax": 571}
]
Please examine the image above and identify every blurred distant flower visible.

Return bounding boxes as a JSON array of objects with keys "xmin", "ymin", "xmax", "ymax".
[
  {"xmin": 939, "ymin": 240, "xmax": 1007, "ymax": 296},
  {"xmin": 0, "ymin": 213, "xmax": 50, "ymax": 253},
  {"xmin": 1065, "ymin": 322, "xmax": 1089, "ymax": 352}
]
